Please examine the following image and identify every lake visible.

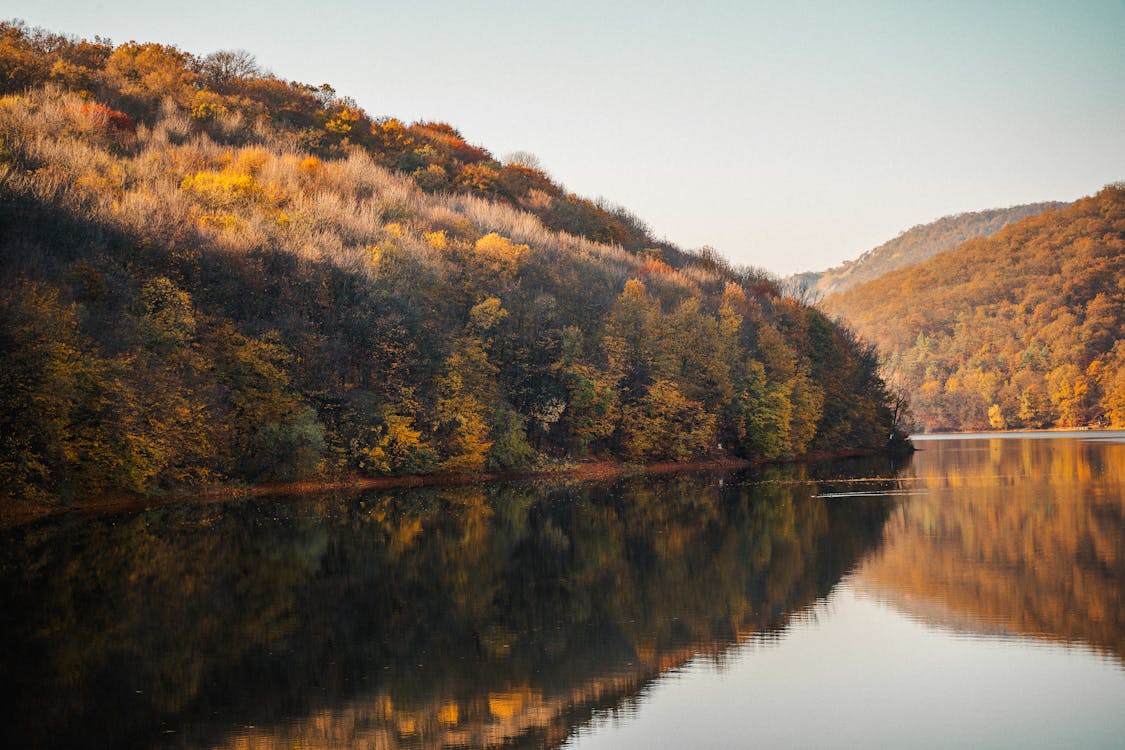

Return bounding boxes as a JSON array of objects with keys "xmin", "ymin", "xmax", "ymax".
[{"xmin": 1, "ymin": 432, "xmax": 1122, "ymax": 748}]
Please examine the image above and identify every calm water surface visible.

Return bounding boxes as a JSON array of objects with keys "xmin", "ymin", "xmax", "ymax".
[{"xmin": 1, "ymin": 433, "xmax": 1123, "ymax": 748}]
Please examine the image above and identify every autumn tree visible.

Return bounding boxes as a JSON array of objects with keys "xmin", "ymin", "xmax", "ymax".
[
  {"xmin": 104, "ymin": 41, "xmax": 197, "ymax": 106},
  {"xmin": 621, "ymin": 379, "xmax": 716, "ymax": 462},
  {"xmin": 197, "ymin": 49, "xmax": 260, "ymax": 86}
]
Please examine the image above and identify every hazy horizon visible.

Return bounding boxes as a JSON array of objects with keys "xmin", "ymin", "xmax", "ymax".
[{"xmin": 7, "ymin": 0, "xmax": 1123, "ymax": 275}]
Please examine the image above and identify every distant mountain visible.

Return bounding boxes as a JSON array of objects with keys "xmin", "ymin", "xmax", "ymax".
[
  {"xmin": 792, "ymin": 202, "xmax": 1066, "ymax": 297},
  {"xmin": 822, "ymin": 185, "xmax": 1125, "ymax": 432}
]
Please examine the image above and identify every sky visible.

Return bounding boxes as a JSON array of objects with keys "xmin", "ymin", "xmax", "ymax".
[{"xmin": 7, "ymin": 1, "xmax": 1124, "ymax": 276}]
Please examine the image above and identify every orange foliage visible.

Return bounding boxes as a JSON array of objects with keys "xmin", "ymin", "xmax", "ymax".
[
  {"xmin": 104, "ymin": 41, "xmax": 196, "ymax": 104},
  {"xmin": 180, "ymin": 169, "xmax": 265, "ymax": 209},
  {"xmin": 414, "ymin": 122, "xmax": 492, "ymax": 163},
  {"xmin": 455, "ymin": 163, "xmax": 499, "ymax": 193},
  {"xmin": 369, "ymin": 118, "xmax": 416, "ymax": 152},
  {"xmin": 325, "ymin": 106, "xmax": 361, "ymax": 134},
  {"xmin": 638, "ymin": 257, "xmax": 674, "ymax": 276},
  {"xmin": 77, "ymin": 102, "xmax": 136, "ymax": 135},
  {"xmin": 825, "ymin": 185, "xmax": 1125, "ymax": 432}
]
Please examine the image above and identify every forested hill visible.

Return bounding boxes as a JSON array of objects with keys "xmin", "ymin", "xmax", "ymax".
[
  {"xmin": 822, "ymin": 185, "xmax": 1125, "ymax": 433},
  {"xmin": 0, "ymin": 22, "xmax": 905, "ymax": 504},
  {"xmin": 791, "ymin": 202, "xmax": 1065, "ymax": 297}
]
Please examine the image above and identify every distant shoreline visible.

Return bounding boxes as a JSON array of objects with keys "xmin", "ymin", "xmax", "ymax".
[{"xmin": 911, "ymin": 428, "xmax": 1125, "ymax": 441}]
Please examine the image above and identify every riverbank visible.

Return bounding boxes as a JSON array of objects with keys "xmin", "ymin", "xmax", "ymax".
[
  {"xmin": 0, "ymin": 447, "xmax": 893, "ymax": 527},
  {"xmin": 911, "ymin": 428, "xmax": 1125, "ymax": 441}
]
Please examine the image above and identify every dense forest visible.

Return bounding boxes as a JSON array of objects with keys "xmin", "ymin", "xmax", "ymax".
[
  {"xmin": 823, "ymin": 186, "xmax": 1125, "ymax": 432},
  {"xmin": 0, "ymin": 22, "xmax": 906, "ymax": 503},
  {"xmin": 790, "ymin": 201, "xmax": 1065, "ymax": 297}
]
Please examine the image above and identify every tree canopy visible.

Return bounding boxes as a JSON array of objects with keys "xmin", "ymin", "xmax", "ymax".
[
  {"xmin": 0, "ymin": 21, "xmax": 905, "ymax": 503},
  {"xmin": 824, "ymin": 185, "xmax": 1125, "ymax": 432}
]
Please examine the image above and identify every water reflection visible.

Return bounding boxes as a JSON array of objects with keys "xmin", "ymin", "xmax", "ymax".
[
  {"xmin": 856, "ymin": 432, "xmax": 1125, "ymax": 660},
  {"xmin": 0, "ymin": 460, "xmax": 899, "ymax": 750},
  {"xmin": 3, "ymin": 433, "xmax": 1123, "ymax": 749}
]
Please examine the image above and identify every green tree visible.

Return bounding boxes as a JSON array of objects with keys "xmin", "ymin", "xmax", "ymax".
[{"xmin": 731, "ymin": 361, "xmax": 794, "ymax": 460}]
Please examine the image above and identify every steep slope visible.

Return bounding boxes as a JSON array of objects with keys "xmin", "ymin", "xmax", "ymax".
[
  {"xmin": 0, "ymin": 24, "xmax": 905, "ymax": 503},
  {"xmin": 0, "ymin": 22, "xmax": 684, "ymax": 265},
  {"xmin": 823, "ymin": 185, "xmax": 1125, "ymax": 432},
  {"xmin": 794, "ymin": 202, "xmax": 1065, "ymax": 297}
]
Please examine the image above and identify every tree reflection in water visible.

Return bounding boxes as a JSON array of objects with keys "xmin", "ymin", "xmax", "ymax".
[
  {"xmin": 856, "ymin": 434, "xmax": 1125, "ymax": 660},
  {"xmin": 0, "ymin": 459, "xmax": 901, "ymax": 749},
  {"xmin": 5, "ymin": 437, "xmax": 1123, "ymax": 749}
]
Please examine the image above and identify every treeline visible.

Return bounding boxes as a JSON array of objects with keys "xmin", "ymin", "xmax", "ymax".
[
  {"xmin": 823, "ymin": 185, "xmax": 1125, "ymax": 432},
  {"xmin": 793, "ymin": 201, "xmax": 1065, "ymax": 297},
  {"xmin": 0, "ymin": 22, "xmax": 905, "ymax": 502}
]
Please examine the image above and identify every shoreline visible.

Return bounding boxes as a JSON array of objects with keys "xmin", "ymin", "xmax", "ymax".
[
  {"xmin": 911, "ymin": 427, "xmax": 1125, "ymax": 440},
  {"xmin": 0, "ymin": 448, "xmax": 888, "ymax": 527}
]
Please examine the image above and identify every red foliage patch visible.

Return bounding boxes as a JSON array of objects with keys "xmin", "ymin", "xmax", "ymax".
[{"xmin": 79, "ymin": 102, "xmax": 137, "ymax": 135}]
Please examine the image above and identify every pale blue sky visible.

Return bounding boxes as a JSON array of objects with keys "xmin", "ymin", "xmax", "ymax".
[{"xmin": 8, "ymin": 1, "xmax": 1124, "ymax": 275}]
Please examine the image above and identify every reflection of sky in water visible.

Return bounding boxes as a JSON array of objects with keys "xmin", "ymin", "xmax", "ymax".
[
  {"xmin": 568, "ymin": 433, "xmax": 1125, "ymax": 750},
  {"xmin": 566, "ymin": 582, "xmax": 1125, "ymax": 750},
  {"xmin": 3, "ymin": 433, "xmax": 1121, "ymax": 748},
  {"xmin": 815, "ymin": 489, "xmax": 928, "ymax": 498},
  {"xmin": 913, "ymin": 430, "xmax": 1125, "ymax": 441}
]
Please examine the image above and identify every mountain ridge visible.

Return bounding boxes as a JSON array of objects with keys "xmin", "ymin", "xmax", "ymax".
[
  {"xmin": 790, "ymin": 201, "xmax": 1067, "ymax": 297},
  {"xmin": 822, "ymin": 184, "xmax": 1125, "ymax": 432}
]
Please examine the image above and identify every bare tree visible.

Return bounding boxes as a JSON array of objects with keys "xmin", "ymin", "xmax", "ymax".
[
  {"xmin": 198, "ymin": 49, "xmax": 260, "ymax": 86},
  {"xmin": 502, "ymin": 150, "xmax": 542, "ymax": 171}
]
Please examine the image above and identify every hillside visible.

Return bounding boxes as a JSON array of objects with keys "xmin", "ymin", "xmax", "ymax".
[
  {"xmin": 0, "ymin": 22, "xmax": 905, "ymax": 503},
  {"xmin": 793, "ymin": 202, "xmax": 1065, "ymax": 297},
  {"xmin": 823, "ymin": 185, "xmax": 1125, "ymax": 432}
]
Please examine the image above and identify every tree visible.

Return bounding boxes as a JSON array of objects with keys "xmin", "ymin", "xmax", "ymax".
[
  {"xmin": 0, "ymin": 280, "xmax": 92, "ymax": 496},
  {"xmin": 1047, "ymin": 364, "xmax": 1089, "ymax": 428},
  {"xmin": 1017, "ymin": 383, "xmax": 1052, "ymax": 428},
  {"xmin": 362, "ymin": 414, "xmax": 436, "ymax": 475},
  {"xmin": 486, "ymin": 407, "xmax": 536, "ymax": 470},
  {"xmin": 104, "ymin": 41, "xmax": 196, "ymax": 105},
  {"xmin": 433, "ymin": 367, "xmax": 493, "ymax": 472},
  {"xmin": 731, "ymin": 361, "xmax": 793, "ymax": 460},
  {"xmin": 198, "ymin": 49, "xmax": 260, "ymax": 86},
  {"xmin": 665, "ymin": 298, "xmax": 732, "ymax": 410},
  {"xmin": 213, "ymin": 327, "xmax": 325, "ymax": 481},
  {"xmin": 602, "ymin": 279, "xmax": 671, "ymax": 397},
  {"xmin": 621, "ymin": 379, "xmax": 716, "ymax": 462},
  {"xmin": 0, "ymin": 22, "xmax": 50, "ymax": 94}
]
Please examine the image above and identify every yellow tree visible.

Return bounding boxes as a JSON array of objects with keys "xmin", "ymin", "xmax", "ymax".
[
  {"xmin": 104, "ymin": 42, "xmax": 196, "ymax": 105},
  {"xmin": 1047, "ymin": 364, "xmax": 1090, "ymax": 427},
  {"xmin": 602, "ymin": 279, "xmax": 671, "ymax": 397},
  {"xmin": 433, "ymin": 298, "xmax": 535, "ymax": 471},
  {"xmin": 665, "ymin": 298, "xmax": 732, "ymax": 411},
  {"xmin": 621, "ymin": 379, "xmax": 716, "ymax": 462}
]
